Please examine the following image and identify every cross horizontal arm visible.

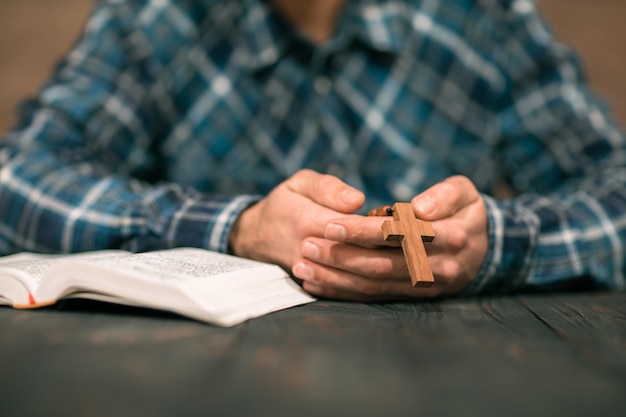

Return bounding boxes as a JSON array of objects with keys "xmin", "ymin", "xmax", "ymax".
[{"xmin": 380, "ymin": 203, "xmax": 435, "ymax": 287}]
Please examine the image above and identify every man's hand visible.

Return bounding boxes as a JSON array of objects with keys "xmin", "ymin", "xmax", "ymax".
[
  {"xmin": 292, "ymin": 175, "xmax": 488, "ymax": 301},
  {"xmin": 229, "ymin": 169, "xmax": 365, "ymax": 271}
]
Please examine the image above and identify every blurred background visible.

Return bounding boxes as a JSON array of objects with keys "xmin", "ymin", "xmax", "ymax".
[{"xmin": 0, "ymin": 0, "xmax": 624, "ymax": 134}]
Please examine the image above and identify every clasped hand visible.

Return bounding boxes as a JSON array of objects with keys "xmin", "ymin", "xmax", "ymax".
[{"xmin": 229, "ymin": 169, "xmax": 488, "ymax": 301}]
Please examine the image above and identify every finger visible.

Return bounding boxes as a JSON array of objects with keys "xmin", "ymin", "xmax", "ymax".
[
  {"xmin": 299, "ymin": 238, "xmax": 408, "ymax": 277},
  {"xmin": 412, "ymin": 175, "xmax": 480, "ymax": 220},
  {"xmin": 293, "ymin": 259, "xmax": 405, "ymax": 301},
  {"xmin": 302, "ymin": 281, "xmax": 402, "ymax": 302},
  {"xmin": 293, "ymin": 259, "xmax": 442, "ymax": 301},
  {"xmin": 423, "ymin": 219, "xmax": 468, "ymax": 254},
  {"xmin": 324, "ymin": 215, "xmax": 404, "ymax": 248},
  {"xmin": 285, "ymin": 169, "xmax": 365, "ymax": 213}
]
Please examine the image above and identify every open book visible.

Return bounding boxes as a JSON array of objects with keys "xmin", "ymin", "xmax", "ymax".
[{"xmin": 0, "ymin": 247, "xmax": 315, "ymax": 326}]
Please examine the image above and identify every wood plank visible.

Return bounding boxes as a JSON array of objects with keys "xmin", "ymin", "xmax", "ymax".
[
  {"xmin": 518, "ymin": 292, "xmax": 626, "ymax": 377},
  {"xmin": 1, "ymin": 293, "xmax": 625, "ymax": 417}
]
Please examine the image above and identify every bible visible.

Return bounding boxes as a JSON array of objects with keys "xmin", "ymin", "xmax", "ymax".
[{"xmin": 0, "ymin": 247, "xmax": 315, "ymax": 326}]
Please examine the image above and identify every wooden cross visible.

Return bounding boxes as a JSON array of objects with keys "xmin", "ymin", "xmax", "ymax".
[{"xmin": 368, "ymin": 202, "xmax": 435, "ymax": 287}]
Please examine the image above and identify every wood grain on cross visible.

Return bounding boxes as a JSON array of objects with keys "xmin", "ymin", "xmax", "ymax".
[{"xmin": 371, "ymin": 203, "xmax": 435, "ymax": 287}]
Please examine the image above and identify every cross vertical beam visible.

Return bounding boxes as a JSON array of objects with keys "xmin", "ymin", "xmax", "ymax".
[{"xmin": 378, "ymin": 203, "xmax": 435, "ymax": 287}]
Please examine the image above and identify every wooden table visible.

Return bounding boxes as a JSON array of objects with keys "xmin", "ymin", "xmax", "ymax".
[{"xmin": 1, "ymin": 291, "xmax": 624, "ymax": 417}]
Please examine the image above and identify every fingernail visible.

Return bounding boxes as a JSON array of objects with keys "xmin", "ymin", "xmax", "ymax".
[
  {"xmin": 293, "ymin": 261, "xmax": 314, "ymax": 280},
  {"xmin": 325, "ymin": 223, "xmax": 346, "ymax": 240},
  {"xmin": 301, "ymin": 241, "xmax": 320, "ymax": 260},
  {"xmin": 414, "ymin": 195, "xmax": 435, "ymax": 216}
]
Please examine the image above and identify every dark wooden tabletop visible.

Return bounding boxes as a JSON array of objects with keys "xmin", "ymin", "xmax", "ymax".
[{"xmin": 1, "ymin": 291, "xmax": 624, "ymax": 417}]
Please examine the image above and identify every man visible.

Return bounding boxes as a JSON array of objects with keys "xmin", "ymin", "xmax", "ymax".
[{"xmin": 0, "ymin": 0, "xmax": 624, "ymax": 301}]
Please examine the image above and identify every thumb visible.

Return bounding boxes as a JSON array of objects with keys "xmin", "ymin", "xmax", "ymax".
[
  {"xmin": 286, "ymin": 169, "xmax": 365, "ymax": 213},
  {"xmin": 412, "ymin": 175, "xmax": 479, "ymax": 220}
]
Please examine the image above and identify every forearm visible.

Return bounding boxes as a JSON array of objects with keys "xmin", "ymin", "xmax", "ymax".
[
  {"xmin": 469, "ymin": 182, "xmax": 626, "ymax": 294},
  {"xmin": 474, "ymin": 2, "xmax": 626, "ymax": 294},
  {"xmin": 120, "ymin": 190, "xmax": 260, "ymax": 254},
  {"xmin": 0, "ymin": 143, "xmax": 260, "ymax": 255}
]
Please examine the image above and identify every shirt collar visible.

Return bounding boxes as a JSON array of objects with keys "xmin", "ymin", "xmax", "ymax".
[{"xmin": 236, "ymin": 0, "xmax": 411, "ymax": 70}]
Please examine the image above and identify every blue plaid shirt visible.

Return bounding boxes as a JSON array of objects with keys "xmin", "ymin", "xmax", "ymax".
[{"xmin": 1, "ymin": 0, "xmax": 625, "ymax": 294}]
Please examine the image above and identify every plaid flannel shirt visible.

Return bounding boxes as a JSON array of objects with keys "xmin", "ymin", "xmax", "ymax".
[{"xmin": 1, "ymin": 0, "xmax": 625, "ymax": 294}]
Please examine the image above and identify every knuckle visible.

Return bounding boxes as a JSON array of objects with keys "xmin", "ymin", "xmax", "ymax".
[
  {"xmin": 367, "ymin": 256, "xmax": 395, "ymax": 276},
  {"xmin": 361, "ymin": 281, "xmax": 383, "ymax": 296},
  {"xmin": 446, "ymin": 227, "xmax": 468, "ymax": 250},
  {"xmin": 451, "ymin": 175, "xmax": 473, "ymax": 189},
  {"xmin": 291, "ymin": 169, "xmax": 308, "ymax": 182},
  {"xmin": 315, "ymin": 173, "xmax": 337, "ymax": 192},
  {"xmin": 296, "ymin": 168, "xmax": 315, "ymax": 178},
  {"xmin": 350, "ymin": 221, "xmax": 372, "ymax": 240},
  {"xmin": 438, "ymin": 180, "xmax": 462, "ymax": 204},
  {"xmin": 293, "ymin": 218, "xmax": 314, "ymax": 240},
  {"xmin": 438, "ymin": 259, "xmax": 461, "ymax": 284}
]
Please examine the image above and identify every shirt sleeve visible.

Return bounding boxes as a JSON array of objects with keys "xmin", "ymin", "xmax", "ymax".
[
  {"xmin": 0, "ymin": 3, "xmax": 259, "ymax": 255},
  {"xmin": 466, "ymin": 2, "xmax": 626, "ymax": 294}
]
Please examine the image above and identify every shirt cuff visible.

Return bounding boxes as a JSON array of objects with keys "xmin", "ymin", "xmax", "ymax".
[
  {"xmin": 169, "ymin": 193, "xmax": 261, "ymax": 254},
  {"xmin": 461, "ymin": 194, "xmax": 539, "ymax": 295}
]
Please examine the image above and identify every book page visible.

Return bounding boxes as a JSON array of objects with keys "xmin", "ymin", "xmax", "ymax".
[
  {"xmin": 80, "ymin": 248, "xmax": 266, "ymax": 283},
  {"xmin": 0, "ymin": 253, "xmax": 64, "ymax": 286},
  {"xmin": 0, "ymin": 251, "xmax": 129, "ymax": 284},
  {"xmin": 47, "ymin": 247, "xmax": 315, "ymax": 326},
  {"xmin": 3, "ymin": 248, "xmax": 314, "ymax": 325},
  {"xmin": 0, "ymin": 250, "xmax": 128, "ymax": 305}
]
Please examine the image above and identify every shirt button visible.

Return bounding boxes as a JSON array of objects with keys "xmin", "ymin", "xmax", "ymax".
[{"xmin": 314, "ymin": 76, "xmax": 332, "ymax": 96}]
